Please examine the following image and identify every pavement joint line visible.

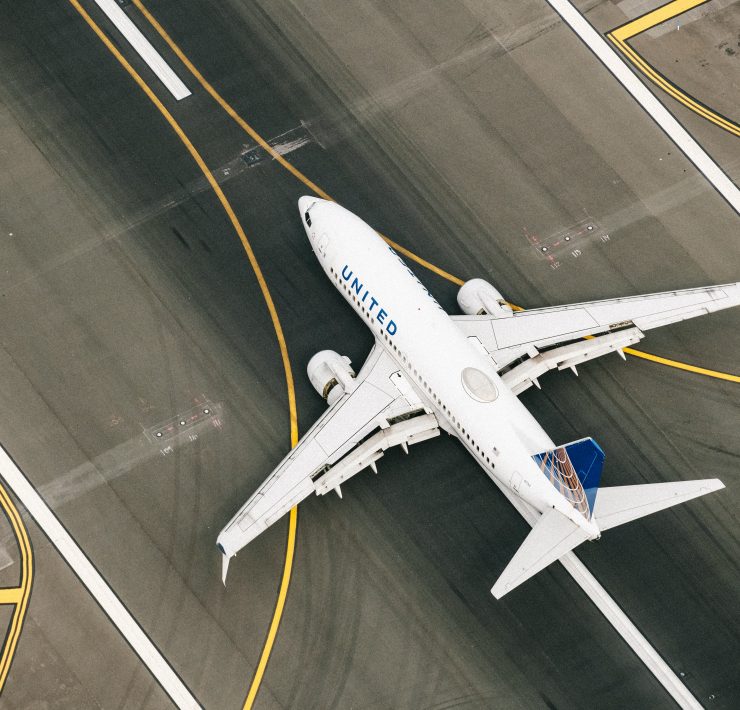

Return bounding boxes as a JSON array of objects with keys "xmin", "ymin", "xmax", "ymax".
[
  {"xmin": 129, "ymin": 3, "xmax": 736, "ymax": 708},
  {"xmin": 0, "ymin": 479, "xmax": 32, "ymax": 693},
  {"xmin": 68, "ymin": 2, "xmax": 302, "ymax": 707},
  {"xmin": 544, "ymin": 0, "xmax": 740, "ymax": 215},
  {"xmin": 73, "ymin": 3, "xmax": 739, "ymax": 707},
  {"xmin": 91, "ymin": 0, "xmax": 191, "ymax": 100},
  {"xmin": 132, "ymin": 0, "xmax": 739, "ymax": 387},
  {"xmin": 0, "ymin": 446, "xmax": 200, "ymax": 708},
  {"xmin": 496, "ymin": 480, "xmax": 703, "ymax": 710},
  {"xmin": 606, "ymin": 0, "xmax": 740, "ymax": 137}
]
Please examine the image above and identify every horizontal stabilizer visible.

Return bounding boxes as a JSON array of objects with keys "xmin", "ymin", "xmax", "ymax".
[
  {"xmin": 491, "ymin": 509, "xmax": 590, "ymax": 599},
  {"xmin": 593, "ymin": 479, "xmax": 724, "ymax": 531}
]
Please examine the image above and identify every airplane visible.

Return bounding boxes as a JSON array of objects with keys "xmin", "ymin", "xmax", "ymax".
[{"xmin": 217, "ymin": 196, "xmax": 738, "ymax": 598}]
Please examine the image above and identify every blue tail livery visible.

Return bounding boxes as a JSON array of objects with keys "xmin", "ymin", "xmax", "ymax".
[{"xmin": 532, "ymin": 437, "xmax": 605, "ymax": 519}]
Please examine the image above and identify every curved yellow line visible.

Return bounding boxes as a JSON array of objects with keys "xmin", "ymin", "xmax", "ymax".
[
  {"xmin": 609, "ymin": 35, "xmax": 740, "ymax": 135},
  {"xmin": 66, "ymin": 4, "xmax": 301, "ymax": 708},
  {"xmin": 131, "ymin": 0, "xmax": 459, "ymax": 282},
  {"xmin": 622, "ymin": 347, "xmax": 740, "ymax": 383},
  {"xmin": 131, "ymin": 0, "xmax": 331, "ymax": 203},
  {"xmin": 67, "ymin": 0, "xmax": 298, "ymax": 447},
  {"xmin": 242, "ymin": 506, "xmax": 297, "ymax": 709},
  {"xmin": 0, "ymin": 480, "xmax": 33, "ymax": 692},
  {"xmin": 130, "ymin": 1, "xmax": 739, "ymax": 386},
  {"xmin": 608, "ymin": 0, "xmax": 740, "ymax": 137}
]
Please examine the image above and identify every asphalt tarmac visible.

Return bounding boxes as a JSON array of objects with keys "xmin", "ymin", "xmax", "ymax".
[{"xmin": 0, "ymin": 0, "xmax": 737, "ymax": 708}]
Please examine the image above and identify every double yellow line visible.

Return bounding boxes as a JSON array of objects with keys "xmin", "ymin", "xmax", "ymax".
[
  {"xmin": 608, "ymin": 0, "xmax": 740, "ymax": 136},
  {"xmin": 0, "ymin": 482, "xmax": 33, "ymax": 693},
  {"xmin": 64, "ymin": 1, "xmax": 740, "ymax": 709}
]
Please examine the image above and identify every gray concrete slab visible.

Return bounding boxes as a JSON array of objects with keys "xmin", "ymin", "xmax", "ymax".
[{"xmin": 0, "ymin": 0, "xmax": 737, "ymax": 708}]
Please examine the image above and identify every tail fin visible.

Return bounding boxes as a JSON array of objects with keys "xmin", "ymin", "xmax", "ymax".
[
  {"xmin": 593, "ymin": 479, "xmax": 724, "ymax": 530},
  {"xmin": 491, "ymin": 509, "xmax": 589, "ymax": 598},
  {"xmin": 533, "ymin": 437, "xmax": 605, "ymax": 519},
  {"xmin": 492, "ymin": 477, "xmax": 724, "ymax": 599}
]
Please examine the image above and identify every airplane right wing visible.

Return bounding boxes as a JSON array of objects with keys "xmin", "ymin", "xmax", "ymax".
[
  {"xmin": 217, "ymin": 341, "xmax": 439, "ymax": 580},
  {"xmin": 452, "ymin": 282, "xmax": 740, "ymax": 394}
]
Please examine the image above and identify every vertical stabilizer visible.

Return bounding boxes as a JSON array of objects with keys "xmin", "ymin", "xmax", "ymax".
[{"xmin": 533, "ymin": 437, "xmax": 605, "ymax": 519}]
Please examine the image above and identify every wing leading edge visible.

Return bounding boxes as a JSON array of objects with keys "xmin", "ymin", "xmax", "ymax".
[
  {"xmin": 452, "ymin": 282, "xmax": 740, "ymax": 391},
  {"xmin": 217, "ymin": 343, "xmax": 438, "ymax": 579}
]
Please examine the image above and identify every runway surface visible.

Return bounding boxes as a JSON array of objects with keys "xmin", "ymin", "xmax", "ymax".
[{"xmin": 0, "ymin": 0, "xmax": 738, "ymax": 708}]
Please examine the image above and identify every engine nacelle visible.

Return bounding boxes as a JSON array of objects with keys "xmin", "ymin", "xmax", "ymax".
[
  {"xmin": 457, "ymin": 278, "xmax": 514, "ymax": 318},
  {"xmin": 307, "ymin": 350, "xmax": 356, "ymax": 406}
]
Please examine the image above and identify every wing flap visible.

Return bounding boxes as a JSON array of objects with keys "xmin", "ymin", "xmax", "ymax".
[
  {"xmin": 453, "ymin": 282, "xmax": 740, "ymax": 370},
  {"xmin": 217, "ymin": 344, "xmax": 431, "ymax": 567}
]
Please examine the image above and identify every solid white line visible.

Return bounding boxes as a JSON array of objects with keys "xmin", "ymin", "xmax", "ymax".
[
  {"xmin": 496, "ymin": 485, "xmax": 701, "ymax": 710},
  {"xmin": 93, "ymin": 0, "xmax": 191, "ymax": 100},
  {"xmin": 0, "ymin": 446, "xmax": 201, "ymax": 709},
  {"xmin": 558, "ymin": 553, "xmax": 702, "ymax": 710},
  {"xmin": 545, "ymin": 0, "xmax": 740, "ymax": 215}
]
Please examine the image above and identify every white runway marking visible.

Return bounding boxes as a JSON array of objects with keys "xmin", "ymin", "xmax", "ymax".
[
  {"xmin": 546, "ymin": 0, "xmax": 740, "ymax": 215},
  {"xmin": 0, "ymin": 446, "xmax": 201, "ymax": 709},
  {"xmin": 92, "ymin": 0, "xmax": 190, "ymax": 100},
  {"xmin": 498, "ymin": 484, "xmax": 701, "ymax": 710}
]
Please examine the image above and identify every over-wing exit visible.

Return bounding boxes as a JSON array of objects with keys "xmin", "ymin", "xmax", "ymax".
[{"xmin": 218, "ymin": 197, "xmax": 737, "ymax": 597}]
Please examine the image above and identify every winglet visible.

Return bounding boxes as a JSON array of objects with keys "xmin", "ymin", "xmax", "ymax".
[{"xmin": 221, "ymin": 553, "xmax": 230, "ymax": 586}]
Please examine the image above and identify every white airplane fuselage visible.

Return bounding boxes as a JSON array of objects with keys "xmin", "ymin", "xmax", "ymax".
[{"xmin": 300, "ymin": 197, "xmax": 600, "ymax": 538}]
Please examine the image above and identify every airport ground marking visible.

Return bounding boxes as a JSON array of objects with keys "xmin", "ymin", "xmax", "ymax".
[
  {"xmin": 132, "ymin": 0, "xmax": 739, "ymax": 387},
  {"xmin": 545, "ymin": 0, "xmax": 740, "ymax": 213},
  {"xmin": 623, "ymin": 347, "xmax": 740, "ymax": 383},
  {"xmin": 607, "ymin": 0, "xmax": 740, "ymax": 137},
  {"xmin": 0, "ymin": 480, "xmax": 33, "ymax": 694},
  {"xmin": 68, "ymin": 0, "xmax": 297, "ymax": 447},
  {"xmin": 242, "ymin": 506, "xmax": 297, "ymax": 710},
  {"xmin": 0, "ymin": 447, "xmax": 201, "ymax": 707},
  {"xmin": 92, "ymin": 0, "xmax": 190, "ymax": 100},
  {"xmin": 130, "ymin": 0, "xmax": 463, "ymax": 287},
  {"xmin": 74, "ymin": 6, "xmax": 739, "ymax": 709},
  {"xmin": 68, "ymin": 1, "xmax": 302, "ymax": 706}
]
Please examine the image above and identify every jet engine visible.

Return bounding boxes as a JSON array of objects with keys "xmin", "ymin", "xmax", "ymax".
[
  {"xmin": 307, "ymin": 350, "xmax": 356, "ymax": 406},
  {"xmin": 457, "ymin": 278, "xmax": 514, "ymax": 318}
]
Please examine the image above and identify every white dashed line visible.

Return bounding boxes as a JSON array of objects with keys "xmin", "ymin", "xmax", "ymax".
[{"xmin": 93, "ymin": 0, "xmax": 191, "ymax": 100}]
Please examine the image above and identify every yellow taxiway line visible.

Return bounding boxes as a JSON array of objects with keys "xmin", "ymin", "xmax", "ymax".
[
  {"xmin": 67, "ymin": 2, "xmax": 300, "ymax": 708},
  {"xmin": 623, "ymin": 347, "xmax": 740, "ymax": 383},
  {"xmin": 0, "ymin": 481, "xmax": 33, "ymax": 693},
  {"xmin": 76, "ymin": 1, "xmax": 740, "ymax": 707},
  {"xmin": 133, "ymin": 0, "xmax": 739, "ymax": 386},
  {"xmin": 608, "ymin": 0, "xmax": 740, "ymax": 137}
]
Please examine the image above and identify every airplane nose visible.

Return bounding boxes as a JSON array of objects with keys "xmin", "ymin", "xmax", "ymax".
[{"xmin": 298, "ymin": 195, "xmax": 316, "ymax": 215}]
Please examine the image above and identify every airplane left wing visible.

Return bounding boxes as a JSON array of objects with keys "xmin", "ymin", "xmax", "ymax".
[
  {"xmin": 453, "ymin": 282, "xmax": 740, "ymax": 394},
  {"xmin": 217, "ymin": 342, "xmax": 438, "ymax": 579}
]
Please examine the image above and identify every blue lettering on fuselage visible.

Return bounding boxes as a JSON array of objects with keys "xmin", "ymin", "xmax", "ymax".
[{"xmin": 341, "ymin": 264, "xmax": 397, "ymax": 336}]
